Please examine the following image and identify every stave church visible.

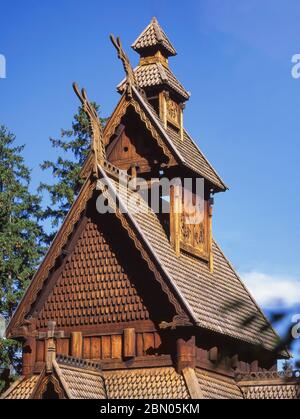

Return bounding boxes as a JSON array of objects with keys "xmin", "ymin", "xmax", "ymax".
[{"xmin": 2, "ymin": 18, "xmax": 299, "ymax": 400}]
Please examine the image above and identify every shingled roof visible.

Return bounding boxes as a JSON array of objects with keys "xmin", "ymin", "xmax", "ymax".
[
  {"xmin": 132, "ymin": 17, "xmax": 177, "ymax": 56},
  {"xmin": 118, "ymin": 63, "xmax": 190, "ymax": 101},
  {"xmin": 104, "ymin": 367, "xmax": 190, "ymax": 399},
  {"xmin": 131, "ymin": 86, "xmax": 227, "ymax": 191},
  {"xmin": 195, "ymin": 369, "xmax": 243, "ymax": 399},
  {"xmin": 3, "ymin": 360, "xmax": 299, "ymax": 399},
  {"xmin": 236, "ymin": 371, "xmax": 300, "ymax": 400},
  {"xmin": 1, "ymin": 375, "xmax": 40, "ymax": 399},
  {"xmin": 54, "ymin": 356, "xmax": 107, "ymax": 399},
  {"xmin": 97, "ymin": 172, "xmax": 281, "ymax": 352}
]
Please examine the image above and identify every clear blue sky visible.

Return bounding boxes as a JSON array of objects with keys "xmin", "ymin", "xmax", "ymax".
[{"xmin": 1, "ymin": 0, "xmax": 300, "ymax": 360}]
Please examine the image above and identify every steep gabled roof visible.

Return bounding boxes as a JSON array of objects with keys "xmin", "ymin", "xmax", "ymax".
[
  {"xmin": 53, "ymin": 357, "xmax": 107, "ymax": 399},
  {"xmin": 105, "ymin": 87, "xmax": 227, "ymax": 191},
  {"xmin": 0, "ymin": 375, "xmax": 40, "ymax": 399},
  {"xmin": 98, "ymin": 172, "xmax": 281, "ymax": 352},
  {"xmin": 195, "ymin": 369, "xmax": 243, "ymax": 399},
  {"xmin": 6, "ymin": 167, "xmax": 191, "ymax": 336},
  {"xmin": 131, "ymin": 86, "xmax": 227, "ymax": 190},
  {"xmin": 8, "ymin": 89, "xmax": 277, "ymax": 351},
  {"xmin": 132, "ymin": 17, "xmax": 177, "ymax": 57},
  {"xmin": 6, "ymin": 178, "xmax": 95, "ymax": 337}
]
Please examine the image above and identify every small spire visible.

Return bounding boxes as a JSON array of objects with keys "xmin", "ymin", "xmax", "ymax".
[{"xmin": 132, "ymin": 17, "xmax": 177, "ymax": 57}]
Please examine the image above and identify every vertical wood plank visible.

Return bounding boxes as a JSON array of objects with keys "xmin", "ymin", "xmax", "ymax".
[
  {"xmin": 90, "ymin": 337, "xmax": 101, "ymax": 359},
  {"xmin": 123, "ymin": 328, "xmax": 136, "ymax": 358},
  {"xmin": 111, "ymin": 335, "xmax": 122, "ymax": 359},
  {"xmin": 83, "ymin": 337, "xmax": 91, "ymax": 359},
  {"xmin": 56, "ymin": 339, "xmax": 68, "ymax": 356},
  {"xmin": 143, "ymin": 333, "xmax": 155, "ymax": 355},
  {"xmin": 71, "ymin": 332, "xmax": 82, "ymax": 358},
  {"xmin": 137, "ymin": 333, "xmax": 144, "ymax": 357},
  {"xmin": 170, "ymin": 184, "xmax": 181, "ymax": 256},
  {"xmin": 101, "ymin": 336, "xmax": 111, "ymax": 359},
  {"xmin": 36, "ymin": 340, "xmax": 45, "ymax": 362}
]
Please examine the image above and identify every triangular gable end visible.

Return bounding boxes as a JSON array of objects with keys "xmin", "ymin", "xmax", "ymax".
[
  {"xmin": 103, "ymin": 92, "xmax": 178, "ymax": 169},
  {"xmin": 32, "ymin": 199, "xmax": 176, "ymax": 330},
  {"xmin": 7, "ymin": 170, "xmax": 192, "ymax": 338}
]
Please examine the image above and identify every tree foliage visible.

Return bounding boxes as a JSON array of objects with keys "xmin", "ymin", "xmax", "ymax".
[
  {"xmin": 0, "ymin": 126, "xmax": 45, "ymax": 391},
  {"xmin": 38, "ymin": 103, "xmax": 104, "ymax": 242}
]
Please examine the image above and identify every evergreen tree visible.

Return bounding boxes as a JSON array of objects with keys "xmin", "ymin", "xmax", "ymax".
[
  {"xmin": 39, "ymin": 103, "xmax": 104, "ymax": 242},
  {"xmin": 0, "ymin": 126, "xmax": 45, "ymax": 391}
]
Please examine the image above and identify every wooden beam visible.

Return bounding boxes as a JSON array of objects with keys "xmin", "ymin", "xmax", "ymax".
[{"xmin": 182, "ymin": 368, "xmax": 204, "ymax": 399}]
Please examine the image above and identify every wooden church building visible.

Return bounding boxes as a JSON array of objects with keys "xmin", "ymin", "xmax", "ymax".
[{"xmin": 2, "ymin": 18, "xmax": 299, "ymax": 399}]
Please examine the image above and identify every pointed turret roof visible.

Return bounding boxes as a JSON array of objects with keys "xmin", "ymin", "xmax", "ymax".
[{"xmin": 132, "ymin": 17, "xmax": 177, "ymax": 57}]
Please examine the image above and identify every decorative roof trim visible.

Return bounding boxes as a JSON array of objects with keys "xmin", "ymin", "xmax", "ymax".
[
  {"xmin": 236, "ymin": 370, "xmax": 300, "ymax": 384},
  {"xmin": 56, "ymin": 355, "xmax": 103, "ymax": 373}
]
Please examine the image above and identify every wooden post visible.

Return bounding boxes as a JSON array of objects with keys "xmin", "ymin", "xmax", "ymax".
[
  {"xmin": 123, "ymin": 328, "xmax": 136, "ymax": 358},
  {"xmin": 45, "ymin": 337, "xmax": 56, "ymax": 373},
  {"xmin": 176, "ymin": 334, "xmax": 196, "ymax": 373},
  {"xmin": 179, "ymin": 103, "xmax": 185, "ymax": 141},
  {"xmin": 70, "ymin": 332, "xmax": 83, "ymax": 358},
  {"xmin": 159, "ymin": 91, "xmax": 168, "ymax": 129},
  {"xmin": 208, "ymin": 202, "xmax": 214, "ymax": 273},
  {"xmin": 170, "ymin": 184, "xmax": 182, "ymax": 256}
]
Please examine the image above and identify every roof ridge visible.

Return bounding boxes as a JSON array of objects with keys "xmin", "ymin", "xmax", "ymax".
[
  {"xmin": 156, "ymin": 62, "xmax": 168, "ymax": 82},
  {"xmin": 56, "ymin": 354, "xmax": 103, "ymax": 373},
  {"xmin": 235, "ymin": 370, "xmax": 300, "ymax": 383},
  {"xmin": 152, "ymin": 17, "xmax": 164, "ymax": 43}
]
